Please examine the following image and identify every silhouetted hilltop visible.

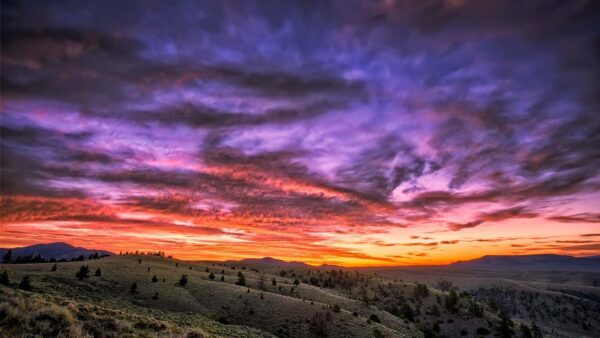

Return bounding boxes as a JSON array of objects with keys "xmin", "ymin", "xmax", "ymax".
[
  {"xmin": 0, "ymin": 242, "xmax": 112, "ymax": 261},
  {"xmin": 450, "ymin": 254, "xmax": 600, "ymax": 270}
]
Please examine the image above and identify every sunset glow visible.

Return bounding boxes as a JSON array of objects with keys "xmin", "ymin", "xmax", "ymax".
[{"xmin": 1, "ymin": 0, "xmax": 599, "ymax": 266}]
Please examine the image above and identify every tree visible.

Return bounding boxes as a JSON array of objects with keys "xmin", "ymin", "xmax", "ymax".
[
  {"xmin": 152, "ymin": 275, "xmax": 158, "ymax": 283},
  {"xmin": 498, "ymin": 310, "xmax": 514, "ymax": 338},
  {"xmin": 294, "ymin": 278, "xmax": 300, "ymax": 286},
  {"xmin": 2, "ymin": 249, "xmax": 12, "ymax": 263},
  {"xmin": 332, "ymin": 303, "xmax": 341, "ymax": 313},
  {"xmin": 130, "ymin": 282, "xmax": 138, "ymax": 293},
  {"xmin": 220, "ymin": 275, "xmax": 225, "ymax": 282},
  {"xmin": 271, "ymin": 277, "xmax": 277, "ymax": 286},
  {"xmin": 205, "ymin": 267, "xmax": 209, "ymax": 272},
  {"xmin": 0, "ymin": 271, "xmax": 9, "ymax": 286},
  {"xmin": 445, "ymin": 289, "xmax": 458, "ymax": 313},
  {"xmin": 179, "ymin": 274, "xmax": 188, "ymax": 286},
  {"xmin": 236, "ymin": 271, "xmax": 246, "ymax": 286},
  {"xmin": 520, "ymin": 323, "xmax": 533, "ymax": 338},
  {"xmin": 257, "ymin": 273, "xmax": 266, "ymax": 290},
  {"xmin": 51, "ymin": 263, "xmax": 57, "ymax": 272},
  {"xmin": 19, "ymin": 275, "xmax": 32, "ymax": 290},
  {"xmin": 209, "ymin": 272, "xmax": 215, "ymax": 280},
  {"xmin": 76, "ymin": 265, "xmax": 90, "ymax": 280},
  {"xmin": 152, "ymin": 291, "xmax": 159, "ymax": 299},
  {"xmin": 531, "ymin": 322, "xmax": 543, "ymax": 338},
  {"xmin": 95, "ymin": 268, "xmax": 102, "ymax": 276}
]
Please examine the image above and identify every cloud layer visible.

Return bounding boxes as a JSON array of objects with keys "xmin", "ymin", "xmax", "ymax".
[{"xmin": 1, "ymin": 0, "xmax": 599, "ymax": 265}]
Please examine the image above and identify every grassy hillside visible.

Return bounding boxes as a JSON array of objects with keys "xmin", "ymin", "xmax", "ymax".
[
  {"xmin": 1, "ymin": 255, "xmax": 507, "ymax": 337},
  {"xmin": 372, "ymin": 268, "xmax": 600, "ymax": 338}
]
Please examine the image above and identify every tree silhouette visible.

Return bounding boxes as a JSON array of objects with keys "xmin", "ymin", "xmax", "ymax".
[
  {"xmin": 272, "ymin": 277, "xmax": 277, "ymax": 286},
  {"xmin": 209, "ymin": 272, "xmax": 215, "ymax": 280},
  {"xmin": 220, "ymin": 275, "xmax": 225, "ymax": 282},
  {"xmin": 76, "ymin": 265, "xmax": 90, "ymax": 280},
  {"xmin": 152, "ymin": 275, "xmax": 158, "ymax": 283},
  {"xmin": 130, "ymin": 282, "xmax": 138, "ymax": 293},
  {"xmin": 152, "ymin": 291, "xmax": 159, "ymax": 299},
  {"xmin": 95, "ymin": 268, "xmax": 102, "ymax": 276},
  {"xmin": 51, "ymin": 263, "xmax": 57, "ymax": 271}
]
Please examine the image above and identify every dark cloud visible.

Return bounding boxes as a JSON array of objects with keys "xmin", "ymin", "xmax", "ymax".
[{"xmin": 549, "ymin": 213, "xmax": 600, "ymax": 223}]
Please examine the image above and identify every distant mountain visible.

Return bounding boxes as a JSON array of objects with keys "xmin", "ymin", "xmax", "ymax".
[
  {"xmin": 226, "ymin": 257, "xmax": 343, "ymax": 270},
  {"xmin": 450, "ymin": 254, "xmax": 600, "ymax": 270},
  {"xmin": 0, "ymin": 242, "xmax": 112, "ymax": 261}
]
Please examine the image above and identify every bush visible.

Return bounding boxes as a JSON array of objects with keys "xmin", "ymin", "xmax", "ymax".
[
  {"xmin": 369, "ymin": 314, "xmax": 381, "ymax": 323},
  {"xmin": 152, "ymin": 275, "xmax": 158, "ymax": 283},
  {"xmin": 19, "ymin": 275, "xmax": 32, "ymax": 291},
  {"xmin": 94, "ymin": 268, "xmax": 102, "ymax": 277},
  {"xmin": 76, "ymin": 266, "xmax": 90, "ymax": 280},
  {"xmin": 130, "ymin": 282, "xmax": 138, "ymax": 293},
  {"xmin": 332, "ymin": 303, "xmax": 341, "ymax": 313},
  {"xmin": 208, "ymin": 272, "xmax": 215, "ymax": 280},
  {"xmin": 0, "ymin": 271, "xmax": 9, "ymax": 286},
  {"xmin": 179, "ymin": 274, "xmax": 188, "ymax": 286},
  {"xmin": 50, "ymin": 263, "xmax": 57, "ymax": 272}
]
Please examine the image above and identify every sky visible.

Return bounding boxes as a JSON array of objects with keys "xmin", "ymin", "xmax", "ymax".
[{"xmin": 1, "ymin": 0, "xmax": 599, "ymax": 266}]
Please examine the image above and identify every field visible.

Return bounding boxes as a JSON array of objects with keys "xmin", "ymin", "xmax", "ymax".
[{"xmin": 0, "ymin": 254, "xmax": 511, "ymax": 338}]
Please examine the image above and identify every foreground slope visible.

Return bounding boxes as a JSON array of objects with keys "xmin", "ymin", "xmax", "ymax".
[{"xmin": 1, "ymin": 255, "xmax": 419, "ymax": 337}]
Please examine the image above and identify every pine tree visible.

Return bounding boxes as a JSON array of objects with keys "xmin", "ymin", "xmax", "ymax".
[
  {"xmin": 152, "ymin": 291, "xmax": 159, "ymax": 299},
  {"xmin": 95, "ymin": 268, "xmax": 102, "ymax": 276},
  {"xmin": 209, "ymin": 272, "xmax": 215, "ymax": 280},
  {"xmin": 76, "ymin": 265, "xmax": 90, "ymax": 280},
  {"xmin": 0, "ymin": 271, "xmax": 10, "ymax": 286},
  {"xmin": 51, "ymin": 263, "xmax": 57, "ymax": 271},
  {"xmin": 152, "ymin": 275, "xmax": 158, "ymax": 283},
  {"xmin": 272, "ymin": 277, "xmax": 277, "ymax": 286},
  {"xmin": 220, "ymin": 275, "xmax": 225, "ymax": 282},
  {"xmin": 236, "ymin": 271, "xmax": 246, "ymax": 286}
]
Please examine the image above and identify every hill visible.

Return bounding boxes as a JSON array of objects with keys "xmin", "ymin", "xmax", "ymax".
[
  {"xmin": 0, "ymin": 242, "xmax": 112, "ymax": 261},
  {"xmin": 450, "ymin": 254, "xmax": 600, "ymax": 271},
  {"xmin": 227, "ymin": 257, "xmax": 343, "ymax": 270},
  {"xmin": 0, "ymin": 254, "xmax": 510, "ymax": 337}
]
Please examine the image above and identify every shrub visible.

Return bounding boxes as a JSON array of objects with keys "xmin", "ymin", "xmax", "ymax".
[
  {"xmin": 220, "ymin": 275, "xmax": 225, "ymax": 282},
  {"xmin": 152, "ymin": 291, "xmax": 159, "ymax": 299},
  {"xmin": 332, "ymin": 304, "xmax": 341, "ymax": 313},
  {"xmin": 369, "ymin": 314, "xmax": 381, "ymax": 323},
  {"xmin": 50, "ymin": 263, "xmax": 57, "ymax": 272},
  {"xmin": 272, "ymin": 278, "xmax": 277, "ymax": 286},
  {"xmin": 179, "ymin": 274, "xmax": 188, "ymax": 286},
  {"xmin": 152, "ymin": 275, "xmax": 158, "ymax": 283},
  {"xmin": 0, "ymin": 271, "xmax": 9, "ymax": 286},
  {"xmin": 19, "ymin": 275, "xmax": 32, "ymax": 291},
  {"xmin": 208, "ymin": 272, "xmax": 215, "ymax": 280},
  {"xmin": 76, "ymin": 266, "xmax": 90, "ymax": 280},
  {"xmin": 130, "ymin": 282, "xmax": 138, "ymax": 293},
  {"xmin": 94, "ymin": 268, "xmax": 102, "ymax": 277}
]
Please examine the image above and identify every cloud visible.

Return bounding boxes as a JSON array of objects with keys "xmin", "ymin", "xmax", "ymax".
[{"xmin": 548, "ymin": 213, "xmax": 600, "ymax": 223}]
